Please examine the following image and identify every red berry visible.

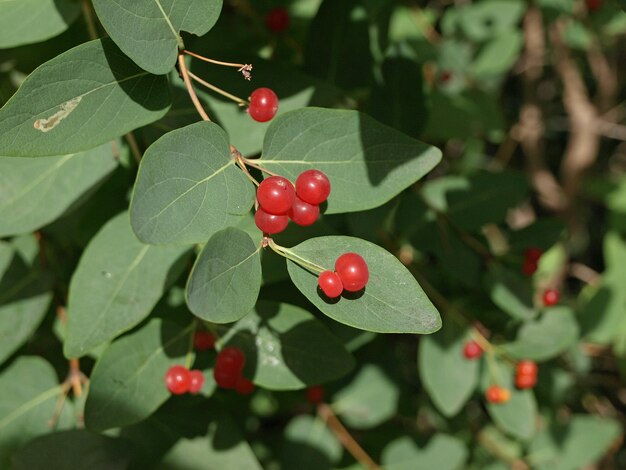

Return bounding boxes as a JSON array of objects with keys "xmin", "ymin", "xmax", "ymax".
[
  {"xmin": 306, "ymin": 385, "xmax": 325, "ymax": 404},
  {"xmin": 165, "ymin": 365, "xmax": 191, "ymax": 395},
  {"xmin": 257, "ymin": 176, "xmax": 295, "ymax": 215},
  {"xmin": 485, "ymin": 385, "xmax": 510, "ymax": 404},
  {"xmin": 193, "ymin": 331, "xmax": 216, "ymax": 351},
  {"xmin": 335, "ymin": 253, "xmax": 369, "ymax": 292},
  {"xmin": 516, "ymin": 360, "xmax": 538, "ymax": 377},
  {"xmin": 255, "ymin": 207, "xmax": 289, "ymax": 234},
  {"xmin": 214, "ymin": 348, "xmax": 246, "ymax": 389},
  {"xmin": 248, "ymin": 87, "xmax": 279, "ymax": 122},
  {"xmin": 524, "ymin": 247, "xmax": 543, "ymax": 262},
  {"xmin": 522, "ymin": 259, "xmax": 538, "ymax": 276},
  {"xmin": 515, "ymin": 373, "xmax": 537, "ymax": 390},
  {"xmin": 265, "ymin": 7, "xmax": 290, "ymax": 33},
  {"xmin": 463, "ymin": 340, "xmax": 483, "ymax": 360},
  {"xmin": 542, "ymin": 289, "xmax": 560, "ymax": 307},
  {"xmin": 318, "ymin": 270, "xmax": 343, "ymax": 298},
  {"xmin": 289, "ymin": 196, "xmax": 320, "ymax": 226},
  {"xmin": 235, "ymin": 376, "xmax": 255, "ymax": 395},
  {"xmin": 295, "ymin": 170, "xmax": 331, "ymax": 205},
  {"xmin": 189, "ymin": 370, "xmax": 205, "ymax": 394},
  {"xmin": 440, "ymin": 71, "xmax": 452, "ymax": 83},
  {"xmin": 213, "ymin": 367, "xmax": 238, "ymax": 389}
]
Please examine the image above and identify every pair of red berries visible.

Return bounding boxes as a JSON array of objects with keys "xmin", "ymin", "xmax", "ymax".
[
  {"xmin": 255, "ymin": 170, "xmax": 331, "ymax": 234},
  {"xmin": 515, "ymin": 360, "xmax": 538, "ymax": 389},
  {"xmin": 522, "ymin": 246, "xmax": 542, "ymax": 276},
  {"xmin": 165, "ymin": 365, "xmax": 205, "ymax": 395},
  {"xmin": 463, "ymin": 340, "xmax": 483, "ymax": 360},
  {"xmin": 213, "ymin": 347, "xmax": 254, "ymax": 395},
  {"xmin": 318, "ymin": 253, "xmax": 370, "ymax": 298},
  {"xmin": 248, "ymin": 88, "xmax": 279, "ymax": 123},
  {"xmin": 485, "ymin": 385, "xmax": 511, "ymax": 404}
]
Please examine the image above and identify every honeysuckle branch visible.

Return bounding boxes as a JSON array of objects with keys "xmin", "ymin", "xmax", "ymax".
[
  {"xmin": 183, "ymin": 50, "xmax": 253, "ymax": 80},
  {"xmin": 240, "ymin": 157, "xmax": 282, "ymax": 177},
  {"xmin": 266, "ymin": 239, "xmax": 325, "ymax": 274},
  {"xmin": 188, "ymin": 71, "xmax": 249, "ymax": 106},
  {"xmin": 178, "ymin": 53, "xmax": 211, "ymax": 122}
]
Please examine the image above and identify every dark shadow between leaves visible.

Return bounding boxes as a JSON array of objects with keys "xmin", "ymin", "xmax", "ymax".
[{"xmin": 281, "ymin": 440, "xmax": 333, "ymax": 470}]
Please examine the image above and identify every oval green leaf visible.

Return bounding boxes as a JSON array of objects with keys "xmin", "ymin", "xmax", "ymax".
[
  {"xmin": 285, "ymin": 236, "xmax": 441, "ymax": 334},
  {"xmin": 130, "ymin": 121, "xmax": 255, "ymax": 244},
  {"xmin": 0, "ymin": 0, "xmax": 80, "ymax": 48},
  {"xmin": 186, "ymin": 227, "xmax": 261, "ymax": 323},
  {"xmin": 92, "ymin": 0, "xmax": 223, "ymax": 75},
  {"xmin": 382, "ymin": 434, "xmax": 468, "ymax": 470},
  {"xmin": 84, "ymin": 319, "xmax": 193, "ymax": 432},
  {"xmin": 0, "ymin": 143, "xmax": 117, "ymax": 237},
  {"xmin": 64, "ymin": 212, "xmax": 190, "ymax": 358},
  {"xmin": 257, "ymin": 108, "xmax": 442, "ymax": 214},
  {"xmin": 217, "ymin": 301, "xmax": 354, "ymax": 390},
  {"xmin": 485, "ymin": 264, "xmax": 536, "ymax": 320},
  {"xmin": 419, "ymin": 320, "xmax": 480, "ymax": 417},
  {"xmin": 0, "ymin": 38, "xmax": 171, "ymax": 157}
]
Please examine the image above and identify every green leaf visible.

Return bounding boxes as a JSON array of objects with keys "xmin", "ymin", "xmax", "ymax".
[
  {"xmin": 471, "ymin": 31, "xmax": 524, "ymax": 77},
  {"xmin": 382, "ymin": 434, "xmax": 468, "ymax": 470},
  {"xmin": 285, "ymin": 236, "xmax": 441, "ymax": 334},
  {"xmin": 0, "ymin": 0, "xmax": 80, "ymax": 48},
  {"xmin": 483, "ymin": 361, "xmax": 537, "ymax": 441},
  {"xmin": 0, "ymin": 143, "xmax": 117, "ymax": 237},
  {"xmin": 84, "ymin": 319, "xmax": 193, "ymax": 432},
  {"xmin": 281, "ymin": 415, "xmax": 342, "ymax": 470},
  {"xmin": 158, "ymin": 411, "xmax": 262, "ymax": 470},
  {"xmin": 130, "ymin": 121, "xmax": 255, "ymax": 244},
  {"xmin": 186, "ymin": 228, "xmax": 261, "ymax": 323},
  {"xmin": 0, "ymin": 243, "xmax": 52, "ymax": 366},
  {"xmin": 10, "ymin": 430, "xmax": 132, "ymax": 470},
  {"xmin": 459, "ymin": 0, "xmax": 526, "ymax": 41},
  {"xmin": 0, "ymin": 38, "xmax": 170, "ymax": 157},
  {"xmin": 257, "ymin": 108, "xmax": 442, "ymax": 214},
  {"xmin": 504, "ymin": 308, "xmax": 579, "ymax": 361},
  {"xmin": 65, "ymin": 212, "xmax": 190, "ymax": 358},
  {"xmin": 217, "ymin": 301, "xmax": 354, "ymax": 390},
  {"xmin": 332, "ymin": 364, "xmax": 399, "ymax": 429},
  {"xmin": 484, "ymin": 264, "xmax": 535, "ymax": 320},
  {"xmin": 419, "ymin": 320, "xmax": 479, "ymax": 417},
  {"xmin": 528, "ymin": 415, "xmax": 621, "ymax": 470},
  {"xmin": 0, "ymin": 357, "xmax": 73, "ymax": 467},
  {"xmin": 92, "ymin": 0, "xmax": 223, "ymax": 75}
]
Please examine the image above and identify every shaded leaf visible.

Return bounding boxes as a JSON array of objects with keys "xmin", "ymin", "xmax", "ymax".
[
  {"xmin": 65, "ymin": 212, "xmax": 190, "ymax": 358},
  {"xmin": 485, "ymin": 264, "xmax": 535, "ymax": 320},
  {"xmin": 281, "ymin": 415, "xmax": 342, "ymax": 470},
  {"xmin": 130, "ymin": 121, "xmax": 255, "ymax": 244},
  {"xmin": 382, "ymin": 434, "xmax": 468, "ymax": 470},
  {"xmin": 257, "ymin": 108, "xmax": 441, "ymax": 214},
  {"xmin": 186, "ymin": 227, "xmax": 261, "ymax": 323},
  {"xmin": 0, "ymin": 39, "xmax": 170, "ymax": 157},
  {"xmin": 286, "ymin": 236, "xmax": 441, "ymax": 334}
]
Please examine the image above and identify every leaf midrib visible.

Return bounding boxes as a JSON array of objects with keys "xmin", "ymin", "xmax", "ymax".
[{"xmin": 0, "ymin": 384, "xmax": 61, "ymax": 430}]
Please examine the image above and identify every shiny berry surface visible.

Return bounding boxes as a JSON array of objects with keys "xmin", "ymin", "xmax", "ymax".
[
  {"xmin": 516, "ymin": 360, "xmax": 538, "ymax": 377},
  {"xmin": 306, "ymin": 385, "xmax": 325, "ymax": 404},
  {"xmin": 318, "ymin": 270, "xmax": 343, "ymax": 298},
  {"xmin": 515, "ymin": 373, "xmax": 537, "ymax": 390},
  {"xmin": 289, "ymin": 196, "xmax": 320, "ymax": 226},
  {"xmin": 165, "ymin": 365, "xmax": 191, "ymax": 395},
  {"xmin": 235, "ymin": 376, "xmax": 255, "ymax": 395},
  {"xmin": 485, "ymin": 385, "xmax": 510, "ymax": 404},
  {"xmin": 295, "ymin": 170, "xmax": 331, "ymax": 205},
  {"xmin": 248, "ymin": 87, "xmax": 279, "ymax": 122},
  {"xmin": 255, "ymin": 207, "xmax": 289, "ymax": 234},
  {"xmin": 463, "ymin": 340, "xmax": 483, "ymax": 360},
  {"xmin": 257, "ymin": 176, "xmax": 295, "ymax": 215},
  {"xmin": 193, "ymin": 331, "xmax": 216, "ymax": 351},
  {"xmin": 265, "ymin": 7, "xmax": 290, "ymax": 32},
  {"xmin": 335, "ymin": 253, "xmax": 369, "ymax": 292},
  {"xmin": 189, "ymin": 370, "xmax": 205, "ymax": 394},
  {"xmin": 542, "ymin": 289, "xmax": 560, "ymax": 307}
]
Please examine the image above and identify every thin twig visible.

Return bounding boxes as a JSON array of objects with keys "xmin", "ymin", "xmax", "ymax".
[
  {"xmin": 82, "ymin": 0, "xmax": 98, "ymax": 39},
  {"xmin": 317, "ymin": 403, "xmax": 381, "ymax": 470},
  {"xmin": 188, "ymin": 71, "xmax": 248, "ymax": 106},
  {"xmin": 178, "ymin": 53, "xmax": 211, "ymax": 122},
  {"xmin": 124, "ymin": 132, "xmax": 142, "ymax": 163}
]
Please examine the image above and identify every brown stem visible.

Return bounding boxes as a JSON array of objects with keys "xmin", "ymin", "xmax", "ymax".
[
  {"xmin": 317, "ymin": 403, "xmax": 381, "ymax": 470},
  {"xmin": 188, "ymin": 71, "xmax": 248, "ymax": 106},
  {"xmin": 240, "ymin": 157, "xmax": 282, "ymax": 177},
  {"xmin": 178, "ymin": 53, "xmax": 211, "ymax": 122},
  {"xmin": 124, "ymin": 132, "xmax": 142, "ymax": 163},
  {"xmin": 82, "ymin": 0, "xmax": 98, "ymax": 39}
]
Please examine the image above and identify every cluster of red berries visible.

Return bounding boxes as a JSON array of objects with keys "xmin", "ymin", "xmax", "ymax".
[
  {"xmin": 213, "ymin": 347, "xmax": 254, "ymax": 395},
  {"xmin": 463, "ymin": 340, "xmax": 483, "ymax": 360},
  {"xmin": 515, "ymin": 360, "xmax": 538, "ymax": 389},
  {"xmin": 165, "ymin": 365, "xmax": 205, "ymax": 395},
  {"xmin": 248, "ymin": 87, "xmax": 279, "ymax": 123},
  {"xmin": 522, "ymin": 246, "xmax": 542, "ymax": 276},
  {"xmin": 255, "ymin": 170, "xmax": 331, "ymax": 234},
  {"xmin": 318, "ymin": 253, "xmax": 370, "ymax": 298},
  {"xmin": 485, "ymin": 385, "xmax": 511, "ymax": 404}
]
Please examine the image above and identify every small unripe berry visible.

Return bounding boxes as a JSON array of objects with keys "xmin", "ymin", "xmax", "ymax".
[{"xmin": 485, "ymin": 385, "xmax": 510, "ymax": 404}]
